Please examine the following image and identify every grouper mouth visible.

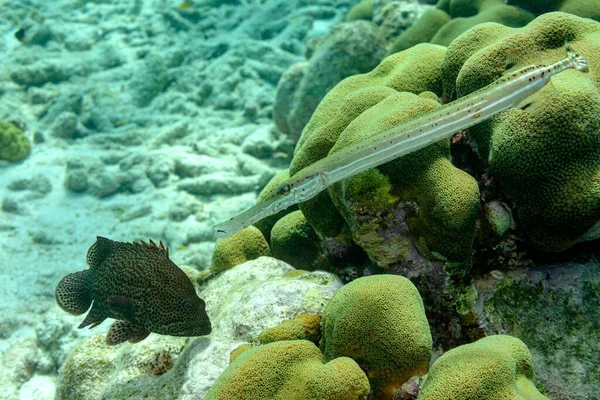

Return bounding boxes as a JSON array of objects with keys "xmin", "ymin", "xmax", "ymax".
[{"xmin": 159, "ymin": 320, "xmax": 212, "ymax": 336}]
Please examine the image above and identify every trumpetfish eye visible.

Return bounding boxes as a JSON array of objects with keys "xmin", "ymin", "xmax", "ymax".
[{"xmin": 278, "ymin": 183, "xmax": 291, "ymax": 195}]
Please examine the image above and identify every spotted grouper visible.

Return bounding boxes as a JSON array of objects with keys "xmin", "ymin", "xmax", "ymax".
[{"xmin": 55, "ymin": 236, "xmax": 212, "ymax": 345}]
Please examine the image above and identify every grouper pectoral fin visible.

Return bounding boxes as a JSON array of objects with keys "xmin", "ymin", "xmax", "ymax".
[
  {"xmin": 106, "ymin": 295, "xmax": 142, "ymax": 320},
  {"xmin": 106, "ymin": 320, "xmax": 150, "ymax": 345},
  {"xmin": 78, "ymin": 303, "xmax": 107, "ymax": 329},
  {"xmin": 55, "ymin": 270, "xmax": 92, "ymax": 315}
]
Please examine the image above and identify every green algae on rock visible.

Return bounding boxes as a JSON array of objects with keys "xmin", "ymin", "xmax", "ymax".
[
  {"xmin": 420, "ymin": 335, "xmax": 547, "ymax": 400},
  {"xmin": 480, "ymin": 261, "xmax": 600, "ymax": 400},
  {"xmin": 0, "ymin": 121, "xmax": 30, "ymax": 162},
  {"xmin": 321, "ymin": 274, "xmax": 432, "ymax": 399},
  {"xmin": 205, "ymin": 340, "xmax": 370, "ymax": 400}
]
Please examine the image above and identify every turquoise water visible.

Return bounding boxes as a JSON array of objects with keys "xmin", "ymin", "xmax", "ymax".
[{"xmin": 0, "ymin": 1, "xmax": 598, "ymax": 399}]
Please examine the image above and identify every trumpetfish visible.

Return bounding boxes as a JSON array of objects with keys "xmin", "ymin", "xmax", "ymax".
[{"xmin": 214, "ymin": 47, "xmax": 589, "ymax": 238}]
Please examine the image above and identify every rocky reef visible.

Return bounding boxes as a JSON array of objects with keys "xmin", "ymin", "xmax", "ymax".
[{"xmin": 0, "ymin": 0, "xmax": 598, "ymax": 399}]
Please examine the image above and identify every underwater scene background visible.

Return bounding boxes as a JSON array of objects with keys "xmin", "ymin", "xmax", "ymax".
[{"xmin": 0, "ymin": 0, "xmax": 598, "ymax": 399}]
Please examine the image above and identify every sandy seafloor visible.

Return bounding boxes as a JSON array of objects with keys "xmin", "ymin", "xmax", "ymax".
[{"xmin": 0, "ymin": 0, "xmax": 357, "ymax": 397}]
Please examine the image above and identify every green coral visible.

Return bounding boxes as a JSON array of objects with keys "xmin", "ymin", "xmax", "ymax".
[
  {"xmin": 431, "ymin": 0, "xmax": 535, "ymax": 46},
  {"xmin": 0, "ymin": 121, "xmax": 30, "ymax": 162},
  {"xmin": 390, "ymin": 8, "xmax": 451, "ymax": 53},
  {"xmin": 346, "ymin": 0, "xmax": 372, "ymax": 22},
  {"xmin": 205, "ymin": 340, "xmax": 370, "ymax": 400},
  {"xmin": 270, "ymin": 210, "xmax": 329, "ymax": 270},
  {"xmin": 206, "ymin": 226, "xmax": 270, "ymax": 277},
  {"xmin": 443, "ymin": 12, "xmax": 600, "ymax": 251},
  {"xmin": 229, "ymin": 344, "xmax": 252, "ymax": 363},
  {"xmin": 258, "ymin": 313, "xmax": 321, "ymax": 345},
  {"xmin": 320, "ymin": 275, "xmax": 432, "ymax": 398},
  {"xmin": 291, "ymin": 44, "xmax": 479, "ymax": 262},
  {"xmin": 393, "ymin": 0, "xmax": 600, "ymax": 56},
  {"xmin": 419, "ymin": 335, "xmax": 547, "ymax": 400}
]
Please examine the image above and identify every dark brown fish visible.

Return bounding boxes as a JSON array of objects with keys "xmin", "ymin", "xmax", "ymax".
[{"xmin": 55, "ymin": 236, "xmax": 211, "ymax": 345}]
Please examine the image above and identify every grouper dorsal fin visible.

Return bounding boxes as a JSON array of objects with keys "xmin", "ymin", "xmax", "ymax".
[
  {"xmin": 86, "ymin": 236, "xmax": 115, "ymax": 269},
  {"xmin": 137, "ymin": 239, "xmax": 170, "ymax": 259}
]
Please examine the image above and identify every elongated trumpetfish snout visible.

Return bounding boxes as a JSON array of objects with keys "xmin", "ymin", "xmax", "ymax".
[{"xmin": 213, "ymin": 47, "xmax": 591, "ymax": 238}]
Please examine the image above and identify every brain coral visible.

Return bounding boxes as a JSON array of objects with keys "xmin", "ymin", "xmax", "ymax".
[
  {"xmin": 0, "ymin": 121, "xmax": 30, "ymax": 162},
  {"xmin": 392, "ymin": 0, "xmax": 600, "ymax": 54},
  {"xmin": 442, "ymin": 12, "xmax": 600, "ymax": 251},
  {"xmin": 320, "ymin": 274, "xmax": 432, "ymax": 399},
  {"xmin": 270, "ymin": 210, "xmax": 330, "ymax": 271},
  {"xmin": 206, "ymin": 226, "xmax": 270, "ymax": 277},
  {"xmin": 205, "ymin": 340, "xmax": 370, "ymax": 400},
  {"xmin": 258, "ymin": 313, "xmax": 321, "ymax": 345},
  {"xmin": 419, "ymin": 335, "xmax": 547, "ymax": 400},
  {"xmin": 289, "ymin": 43, "xmax": 479, "ymax": 263}
]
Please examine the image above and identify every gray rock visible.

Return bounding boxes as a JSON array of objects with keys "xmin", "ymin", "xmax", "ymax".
[
  {"xmin": 174, "ymin": 154, "xmax": 236, "ymax": 178},
  {"xmin": 130, "ymin": 53, "xmax": 169, "ymax": 108},
  {"xmin": 117, "ymin": 169, "xmax": 152, "ymax": 194},
  {"xmin": 178, "ymin": 174, "xmax": 260, "ymax": 196},
  {"xmin": 18, "ymin": 20, "xmax": 56, "ymax": 46},
  {"xmin": 372, "ymin": 1, "xmax": 430, "ymax": 45},
  {"xmin": 10, "ymin": 61, "xmax": 68, "ymax": 88},
  {"xmin": 273, "ymin": 20, "xmax": 387, "ymax": 140},
  {"xmin": 146, "ymin": 156, "xmax": 176, "ymax": 188},
  {"xmin": 241, "ymin": 125, "xmax": 279, "ymax": 159},
  {"xmin": 7, "ymin": 174, "xmax": 52, "ymax": 195},
  {"xmin": 168, "ymin": 196, "xmax": 203, "ymax": 221},
  {"xmin": 119, "ymin": 205, "xmax": 153, "ymax": 222},
  {"xmin": 42, "ymin": 92, "xmax": 83, "ymax": 124},
  {"xmin": 478, "ymin": 261, "xmax": 600, "ymax": 400},
  {"xmin": 1, "ymin": 197, "xmax": 25, "ymax": 215},
  {"xmin": 89, "ymin": 173, "xmax": 120, "ymax": 198},
  {"xmin": 27, "ymin": 87, "xmax": 57, "ymax": 105},
  {"xmin": 50, "ymin": 112, "xmax": 78, "ymax": 139},
  {"xmin": 64, "ymin": 169, "xmax": 89, "ymax": 192}
]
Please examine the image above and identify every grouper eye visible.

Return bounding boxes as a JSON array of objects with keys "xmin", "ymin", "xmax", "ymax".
[{"xmin": 182, "ymin": 300, "xmax": 193, "ymax": 311}]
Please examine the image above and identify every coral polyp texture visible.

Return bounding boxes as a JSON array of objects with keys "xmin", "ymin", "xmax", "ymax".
[
  {"xmin": 204, "ymin": 340, "xmax": 370, "ymax": 400},
  {"xmin": 320, "ymin": 274, "xmax": 432, "ymax": 399},
  {"xmin": 257, "ymin": 312, "xmax": 321, "ymax": 345},
  {"xmin": 419, "ymin": 335, "xmax": 547, "ymax": 400},
  {"xmin": 289, "ymin": 43, "xmax": 479, "ymax": 263},
  {"xmin": 0, "ymin": 121, "xmax": 30, "ymax": 162},
  {"xmin": 391, "ymin": 0, "xmax": 600, "ymax": 53},
  {"xmin": 206, "ymin": 226, "xmax": 271, "ymax": 277},
  {"xmin": 270, "ymin": 210, "xmax": 330, "ymax": 271},
  {"xmin": 442, "ymin": 12, "xmax": 600, "ymax": 251}
]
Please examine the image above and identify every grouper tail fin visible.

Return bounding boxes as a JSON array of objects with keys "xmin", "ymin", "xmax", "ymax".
[{"xmin": 55, "ymin": 270, "xmax": 92, "ymax": 315}]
